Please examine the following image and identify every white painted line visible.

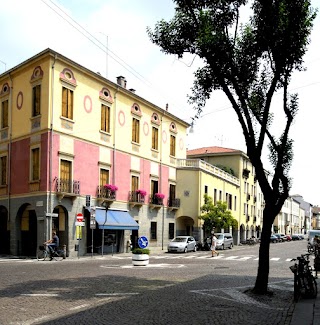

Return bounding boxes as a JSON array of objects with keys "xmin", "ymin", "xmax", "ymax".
[
  {"xmin": 286, "ymin": 258, "xmax": 293, "ymax": 261},
  {"xmin": 238, "ymin": 257, "xmax": 252, "ymax": 260},
  {"xmin": 225, "ymin": 256, "xmax": 239, "ymax": 260},
  {"xmin": 254, "ymin": 258, "xmax": 259, "ymax": 260},
  {"xmin": 69, "ymin": 304, "xmax": 90, "ymax": 311},
  {"xmin": 185, "ymin": 255, "xmax": 197, "ymax": 259},
  {"xmin": 95, "ymin": 293, "xmax": 139, "ymax": 296},
  {"xmin": 21, "ymin": 293, "xmax": 59, "ymax": 297},
  {"xmin": 270, "ymin": 258, "xmax": 280, "ymax": 261}
]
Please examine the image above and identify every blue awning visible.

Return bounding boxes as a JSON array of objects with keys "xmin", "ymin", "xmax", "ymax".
[{"xmin": 95, "ymin": 208, "xmax": 139, "ymax": 230}]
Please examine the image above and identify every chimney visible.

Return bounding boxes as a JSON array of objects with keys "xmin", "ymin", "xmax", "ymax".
[
  {"xmin": 166, "ymin": 103, "xmax": 169, "ymax": 111},
  {"xmin": 129, "ymin": 88, "xmax": 136, "ymax": 93},
  {"xmin": 116, "ymin": 76, "xmax": 127, "ymax": 88}
]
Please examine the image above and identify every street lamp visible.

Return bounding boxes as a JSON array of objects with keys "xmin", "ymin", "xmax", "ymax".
[{"xmin": 101, "ymin": 201, "xmax": 109, "ymax": 256}]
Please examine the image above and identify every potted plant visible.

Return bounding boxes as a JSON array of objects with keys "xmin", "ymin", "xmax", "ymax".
[
  {"xmin": 132, "ymin": 247, "xmax": 150, "ymax": 266},
  {"xmin": 104, "ymin": 184, "xmax": 118, "ymax": 192}
]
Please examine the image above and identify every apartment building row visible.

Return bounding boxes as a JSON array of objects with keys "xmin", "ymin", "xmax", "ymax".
[{"xmin": 0, "ymin": 49, "xmax": 311, "ymax": 258}]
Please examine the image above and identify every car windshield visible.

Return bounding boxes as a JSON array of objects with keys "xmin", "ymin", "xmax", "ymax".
[
  {"xmin": 216, "ymin": 235, "xmax": 224, "ymax": 240},
  {"xmin": 172, "ymin": 237, "xmax": 187, "ymax": 242}
]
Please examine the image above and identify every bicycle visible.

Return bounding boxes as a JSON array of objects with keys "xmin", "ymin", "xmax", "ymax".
[
  {"xmin": 37, "ymin": 244, "xmax": 64, "ymax": 261},
  {"xmin": 290, "ymin": 253, "xmax": 317, "ymax": 302}
]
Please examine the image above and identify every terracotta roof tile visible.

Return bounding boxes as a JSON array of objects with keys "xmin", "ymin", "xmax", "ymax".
[{"xmin": 187, "ymin": 146, "xmax": 240, "ymax": 156}]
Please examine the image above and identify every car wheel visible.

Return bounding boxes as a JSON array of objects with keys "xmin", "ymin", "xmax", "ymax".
[
  {"xmin": 229, "ymin": 243, "xmax": 233, "ymax": 249},
  {"xmin": 222, "ymin": 244, "xmax": 225, "ymax": 250},
  {"xmin": 193, "ymin": 245, "xmax": 197, "ymax": 252},
  {"xmin": 184, "ymin": 247, "xmax": 188, "ymax": 253}
]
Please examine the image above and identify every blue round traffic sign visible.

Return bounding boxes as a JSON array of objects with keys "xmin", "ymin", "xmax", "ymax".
[{"xmin": 138, "ymin": 236, "xmax": 149, "ymax": 249}]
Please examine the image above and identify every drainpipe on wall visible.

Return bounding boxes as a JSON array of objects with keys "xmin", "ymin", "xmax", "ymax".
[
  {"xmin": 112, "ymin": 87, "xmax": 119, "ymax": 186},
  {"xmin": 8, "ymin": 73, "xmax": 13, "ymax": 227},
  {"xmin": 47, "ymin": 53, "xmax": 57, "ymax": 241}
]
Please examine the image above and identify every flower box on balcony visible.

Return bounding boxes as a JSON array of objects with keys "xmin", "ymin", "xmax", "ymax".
[
  {"xmin": 155, "ymin": 193, "xmax": 165, "ymax": 199},
  {"xmin": 104, "ymin": 184, "xmax": 118, "ymax": 192},
  {"xmin": 136, "ymin": 189, "xmax": 147, "ymax": 197}
]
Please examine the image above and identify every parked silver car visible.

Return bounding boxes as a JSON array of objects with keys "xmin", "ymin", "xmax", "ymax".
[
  {"xmin": 167, "ymin": 236, "xmax": 197, "ymax": 253},
  {"xmin": 215, "ymin": 233, "xmax": 234, "ymax": 250}
]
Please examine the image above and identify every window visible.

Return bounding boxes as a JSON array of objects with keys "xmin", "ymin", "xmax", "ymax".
[
  {"xmin": 132, "ymin": 118, "xmax": 140, "ymax": 143},
  {"xmin": 0, "ymin": 156, "xmax": 7, "ymax": 185},
  {"xmin": 228, "ymin": 194, "xmax": 232, "ymax": 210},
  {"xmin": 152, "ymin": 126, "xmax": 158, "ymax": 150},
  {"xmin": 101, "ymin": 104, "xmax": 110, "ymax": 133},
  {"xmin": 131, "ymin": 175, "xmax": 139, "ymax": 192},
  {"xmin": 151, "ymin": 180, "xmax": 159, "ymax": 196},
  {"xmin": 204, "ymin": 185, "xmax": 208, "ymax": 194},
  {"xmin": 170, "ymin": 135, "xmax": 176, "ymax": 156},
  {"xmin": 219, "ymin": 190, "xmax": 222, "ymax": 201},
  {"xmin": 1, "ymin": 100, "xmax": 8, "ymax": 129},
  {"xmin": 214, "ymin": 189, "xmax": 217, "ymax": 205},
  {"xmin": 169, "ymin": 223, "xmax": 175, "ymax": 239},
  {"xmin": 31, "ymin": 148, "xmax": 40, "ymax": 181},
  {"xmin": 100, "ymin": 169, "xmax": 109, "ymax": 186},
  {"xmin": 62, "ymin": 87, "xmax": 73, "ymax": 119},
  {"xmin": 60, "ymin": 159, "xmax": 72, "ymax": 192},
  {"xmin": 151, "ymin": 221, "xmax": 157, "ymax": 240},
  {"xmin": 32, "ymin": 85, "xmax": 41, "ymax": 117},
  {"xmin": 234, "ymin": 196, "xmax": 237, "ymax": 211}
]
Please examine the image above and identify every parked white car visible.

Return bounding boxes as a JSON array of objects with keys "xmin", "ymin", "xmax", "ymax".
[{"xmin": 167, "ymin": 236, "xmax": 197, "ymax": 253}]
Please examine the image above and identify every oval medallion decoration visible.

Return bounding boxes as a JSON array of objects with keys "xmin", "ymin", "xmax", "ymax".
[
  {"xmin": 162, "ymin": 130, "xmax": 167, "ymax": 143},
  {"xmin": 17, "ymin": 91, "xmax": 23, "ymax": 110},
  {"xmin": 179, "ymin": 138, "xmax": 184, "ymax": 150},
  {"xmin": 143, "ymin": 121, "xmax": 149, "ymax": 136},
  {"xmin": 84, "ymin": 95, "xmax": 92, "ymax": 113},
  {"xmin": 118, "ymin": 111, "xmax": 125, "ymax": 126}
]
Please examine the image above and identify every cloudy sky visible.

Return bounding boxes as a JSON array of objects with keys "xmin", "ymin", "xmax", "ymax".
[{"xmin": 1, "ymin": 0, "xmax": 320, "ymax": 205}]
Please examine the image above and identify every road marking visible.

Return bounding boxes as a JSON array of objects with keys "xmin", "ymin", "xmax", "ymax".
[
  {"xmin": 225, "ymin": 256, "xmax": 239, "ymax": 260},
  {"xmin": 238, "ymin": 257, "xmax": 253, "ymax": 260},
  {"xmin": 96, "ymin": 293, "xmax": 139, "ymax": 296},
  {"xmin": 270, "ymin": 258, "xmax": 280, "ymax": 261},
  {"xmin": 21, "ymin": 293, "xmax": 59, "ymax": 297},
  {"xmin": 69, "ymin": 304, "xmax": 90, "ymax": 310}
]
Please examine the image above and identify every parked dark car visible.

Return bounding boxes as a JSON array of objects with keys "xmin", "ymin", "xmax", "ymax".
[
  {"xmin": 274, "ymin": 234, "xmax": 283, "ymax": 242},
  {"xmin": 270, "ymin": 235, "xmax": 280, "ymax": 243},
  {"xmin": 291, "ymin": 234, "xmax": 302, "ymax": 241}
]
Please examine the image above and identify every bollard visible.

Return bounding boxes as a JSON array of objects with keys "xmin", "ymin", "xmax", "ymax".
[{"xmin": 63, "ymin": 244, "xmax": 67, "ymax": 259}]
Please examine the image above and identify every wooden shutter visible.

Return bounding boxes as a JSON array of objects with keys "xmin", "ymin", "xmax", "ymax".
[{"xmin": 100, "ymin": 169, "xmax": 109, "ymax": 186}]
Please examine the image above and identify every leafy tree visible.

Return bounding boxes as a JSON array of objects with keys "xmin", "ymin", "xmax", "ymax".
[
  {"xmin": 200, "ymin": 195, "xmax": 238, "ymax": 233},
  {"xmin": 148, "ymin": 1, "xmax": 317, "ymax": 294}
]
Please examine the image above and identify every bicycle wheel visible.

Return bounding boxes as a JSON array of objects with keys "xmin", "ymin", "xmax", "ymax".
[
  {"xmin": 307, "ymin": 276, "xmax": 318, "ymax": 298},
  {"xmin": 37, "ymin": 249, "xmax": 48, "ymax": 261},
  {"xmin": 294, "ymin": 274, "xmax": 301, "ymax": 302}
]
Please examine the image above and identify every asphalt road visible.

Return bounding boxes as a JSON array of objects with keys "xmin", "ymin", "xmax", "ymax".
[{"xmin": 0, "ymin": 240, "xmax": 308, "ymax": 325}]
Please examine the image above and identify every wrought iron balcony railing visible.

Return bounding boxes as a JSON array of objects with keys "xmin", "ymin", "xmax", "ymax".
[
  {"xmin": 97, "ymin": 185, "xmax": 116, "ymax": 200},
  {"xmin": 168, "ymin": 197, "xmax": 180, "ymax": 209},
  {"xmin": 129, "ymin": 191, "xmax": 146, "ymax": 203},
  {"xmin": 149, "ymin": 194, "xmax": 164, "ymax": 206},
  {"xmin": 56, "ymin": 179, "xmax": 80, "ymax": 194}
]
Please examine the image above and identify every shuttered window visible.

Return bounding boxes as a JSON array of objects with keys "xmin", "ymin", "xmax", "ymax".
[
  {"xmin": 170, "ymin": 135, "xmax": 176, "ymax": 157},
  {"xmin": 131, "ymin": 176, "xmax": 139, "ymax": 192},
  {"xmin": 132, "ymin": 118, "xmax": 140, "ymax": 143},
  {"xmin": 62, "ymin": 87, "xmax": 73, "ymax": 119},
  {"xmin": 0, "ymin": 156, "xmax": 7, "ymax": 185},
  {"xmin": 100, "ymin": 169, "xmax": 109, "ymax": 186},
  {"xmin": 1, "ymin": 100, "xmax": 8, "ymax": 128},
  {"xmin": 31, "ymin": 148, "xmax": 40, "ymax": 181},
  {"xmin": 101, "ymin": 104, "xmax": 110, "ymax": 133},
  {"xmin": 152, "ymin": 127, "xmax": 158, "ymax": 150},
  {"xmin": 32, "ymin": 85, "xmax": 41, "ymax": 117}
]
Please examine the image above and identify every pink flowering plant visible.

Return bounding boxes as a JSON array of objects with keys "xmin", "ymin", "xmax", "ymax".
[
  {"xmin": 104, "ymin": 184, "xmax": 118, "ymax": 192},
  {"xmin": 155, "ymin": 193, "xmax": 165, "ymax": 199},
  {"xmin": 136, "ymin": 189, "xmax": 147, "ymax": 197}
]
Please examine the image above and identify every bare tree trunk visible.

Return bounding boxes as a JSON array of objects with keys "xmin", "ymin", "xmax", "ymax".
[{"xmin": 253, "ymin": 205, "xmax": 274, "ymax": 294}]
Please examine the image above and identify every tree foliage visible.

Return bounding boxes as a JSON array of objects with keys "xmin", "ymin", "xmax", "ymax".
[
  {"xmin": 200, "ymin": 195, "xmax": 238, "ymax": 233},
  {"xmin": 148, "ymin": 0, "xmax": 317, "ymax": 294}
]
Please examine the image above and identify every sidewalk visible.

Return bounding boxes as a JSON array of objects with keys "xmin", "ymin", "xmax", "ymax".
[{"xmin": 290, "ymin": 278, "xmax": 320, "ymax": 325}]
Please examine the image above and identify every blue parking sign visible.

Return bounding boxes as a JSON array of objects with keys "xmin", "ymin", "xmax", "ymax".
[{"xmin": 138, "ymin": 236, "xmax": 148, "ymax": 249}]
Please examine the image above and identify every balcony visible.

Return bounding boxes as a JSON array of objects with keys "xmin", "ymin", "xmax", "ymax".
[
  {"xmin": 254, "ymin": 196, "xmax": 257, "ymax": 203},
  {"xmin": 128, "ymin": 191, "xmax": 145, "ymax": 209},
  {"xmin": 168, "ymin": 197, "xmax": 180, "ymax": 211},
  {"xmin": 149, "ymin": 194, "xmax": 164, "ymax": 211},
  {"xmin": 253, "ymin": 216, "xmax": 257, "ymax": 223},
  {"xmin": 246, "ymin": 214, "xmax": 250, "ymax": 222},
  {"xmin": 55, "ymin": 179, "xmax": 80, "ymax": 202},
  {"xmin": 97, "ymin": 185, "xmax": 117, "ymax": 206},
  {"xmin": 243, "ymin": 168, "xmax": 250, "ymax": 179},
  {"xmin": 246, "ymin": 193, "xmax": 251, "ymax": 201}
]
